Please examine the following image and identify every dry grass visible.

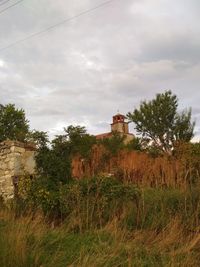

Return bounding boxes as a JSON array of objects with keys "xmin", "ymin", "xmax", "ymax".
[
  {"xmin": 68, "ymin": 216, "xmax": 200, "ymax": 267},
  {"xmin": 1, "ymin": 203, "xmax": 200, "ymax": 267},
  {"xmin": 72, "ymin": 145, "xmax": 199, "ymax": 189},
  {"xmin": 0, "ymin": 208, "xmax": 47, "ymax": 267}
]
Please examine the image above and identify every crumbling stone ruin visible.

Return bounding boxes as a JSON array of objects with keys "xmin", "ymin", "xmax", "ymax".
[{"xmin": 0, "ymin": 141, "xmax": 36, "ymax": 200}]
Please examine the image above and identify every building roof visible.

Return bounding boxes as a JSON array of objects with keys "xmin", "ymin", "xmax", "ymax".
[
  {"xmin": 113, "ymin": 113, "xmax": 125, "ymax": 117},
  {"xmin": 95, "ymin": 132, "xmax": 113, "ymax": 139},
  {"xmin": 96, "ymin": 132, "xmax": 134, "ymax": 139}
]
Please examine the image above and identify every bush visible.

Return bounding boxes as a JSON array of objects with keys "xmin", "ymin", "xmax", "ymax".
[
  {"xmin": 16, "ymin": 175, "xmax": 200, "ymax": 232},
  {"xmin": 16, "ymin": 175, "xmax": 140, "ymax": 228}
]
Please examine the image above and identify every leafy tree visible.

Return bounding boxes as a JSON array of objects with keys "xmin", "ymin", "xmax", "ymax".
[
  {"xmin": 125, "ymin": 137, "xmax": 143, "ymax": 151},
  {"xmin": 174, "ymin": 109, "xmax": 194, "ymax": 141},
  {"xmin": 0, "ymin": 104, "xmax": 29, "ymax": 142},
  {"xmin": 127, "ymin": 91, "xmax": 195, "ymax": 154},
  {"xmin": 35, "ymin": 125, "xmax": 96, "ymax": 185},
  {"xmin": 28, "ymin": 130, "xmax": 49, "ymax": 149},
  {"xmin": 100, "ymin": 131, "xmax": 125, "ymax": 155},
  {"xmin": 35, "ymin": 134, "xmax": 71, "ymax": 185},
  {"xmin": 64, "ymin": 125, "xmax": 96, "ymax": 158}
]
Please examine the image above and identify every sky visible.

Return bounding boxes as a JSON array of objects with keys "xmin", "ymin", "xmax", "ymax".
[{"xmin": 0, "ymin": 0, "xmax": 199, "ymax": 140}]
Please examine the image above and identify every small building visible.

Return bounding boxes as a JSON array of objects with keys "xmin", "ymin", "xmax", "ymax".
[{"xmin": 96, "ymin": 113, "xmax": 134, "ymax": 144}]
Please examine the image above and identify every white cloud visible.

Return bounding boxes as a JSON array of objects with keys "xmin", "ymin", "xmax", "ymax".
[
  {"xmin": 0, "ymin": 59, "xmax": 4, "ymax": 68},
  {"xmin": 0, "ymin": 0, "xmax": 199, "ymax": 141}
]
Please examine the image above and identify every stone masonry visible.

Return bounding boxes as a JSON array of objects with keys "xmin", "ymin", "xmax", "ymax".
[{"xmin": 0, "ymin": 140, "xmax": 36, "ymax": 200}]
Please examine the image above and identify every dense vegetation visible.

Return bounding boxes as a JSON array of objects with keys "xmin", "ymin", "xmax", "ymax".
[
  {"xmin": 1, "ymin": 182, "xmax": 200, "ymax": 266},
  {"xmin": 0, "ymin": 91, "xmax": 199, "ymax": 266},
  {"xmin": 1, "ymin": 141, "xmax": 200, "ymax": 266}
]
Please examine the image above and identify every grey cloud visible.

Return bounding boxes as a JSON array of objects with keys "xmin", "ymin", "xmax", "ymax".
[
  {"xmin": 138, "ymin": 36, "xmax": 200, "ymax": 64},
  {"xmin": 0, "ymin": 0, "xmax": 199, "ymax": 141},
  {"xmin": 191, "ymin": 105, "xmax": 200, "ymax": 115},
  {"xmin": 31, "ymin": 108, "xmax": 64, "ymax": 117}
]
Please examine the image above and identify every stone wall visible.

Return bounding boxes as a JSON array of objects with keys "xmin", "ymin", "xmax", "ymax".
[{"xmin": 0, "ymin": 141, "xmax": 36, "ymax": 200}]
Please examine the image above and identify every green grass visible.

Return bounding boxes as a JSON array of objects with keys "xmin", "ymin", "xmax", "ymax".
[{"xmin": 1, "ymin": 187, "xmax": 200, "ymax": 267}]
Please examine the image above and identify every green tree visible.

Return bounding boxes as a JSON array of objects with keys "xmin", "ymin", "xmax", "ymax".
[
  {"xmin": 64, "ymin": 125, "xmax": 96, "ymax": 158},
  {"xmin": 28, "ymin": 130, "xmax": 49, "ymax": 149},
  {"xmin": 0, "ymin": 104, "xmax": 29, "ymax": 142},
  {"xmin": 100, "ymin": 131, "xmax": 125, "ymax": 155},
  {"xmin": 125, "ymin": 137, "xmax": 143, "ymax": 151},
  {"xmin": 127, "ymin": 91, "xmax": 195, "ymax": 154},
  {"xmin": 35, "ymin": 125, "xmax": 96, "ymax": 185},
  {"xmin": 35, "ymin": 134, "xmax": 71, "ymax": 185}
]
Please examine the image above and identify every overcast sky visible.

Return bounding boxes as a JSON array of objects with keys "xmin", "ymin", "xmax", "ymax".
[{"xmin": 0, "ymin": 0, "xmax": 199, "ymax": 140}]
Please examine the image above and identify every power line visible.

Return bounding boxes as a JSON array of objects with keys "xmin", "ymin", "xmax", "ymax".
[
  {"xmin": 0, "ymin": 0, "xmax": 24, "ymax": 15},
  {"xmin": 0, "ymin": 0, "xmax": 13, "ymax": 7},
  {"xmin": 0, "ymin": 0, "xmax": 116, "ymax": 52}
]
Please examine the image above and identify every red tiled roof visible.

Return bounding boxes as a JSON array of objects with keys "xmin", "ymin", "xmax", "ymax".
[
  {"xmin": 95, "ymin": 132, "xmax": 112, "ymax": 139},
  {"xmin": 113, "ymin": 113, "xmax": 125, "ymax": 117}
]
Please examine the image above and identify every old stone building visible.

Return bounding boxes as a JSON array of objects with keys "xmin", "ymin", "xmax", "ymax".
[
  {"xmin": 96, "ymin": 113, "xmax": 134, "ymax": 144},
  {"xmin": 0, "ymin": 140, "xmax": 36, "ymax": 200}
]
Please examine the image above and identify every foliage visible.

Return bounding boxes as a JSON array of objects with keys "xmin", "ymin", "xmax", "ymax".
[
  {"xmin": 16, "ymin": 175, "xmax": 140, "ymax": 225},
  {"xmin": 18, "ymin": 174, "xmax": 200, "ymax": 232},
  {"xmin": 174, "ymin": 141, "xmax": 200, "ymax": 159},
  {"xmin": 174, "ymin": 109, "xmax": 195, "ymax": 141},
  {"xmin": 2, "ymin": 186, "xmax": 200, "ymax": 266},
  {"xmin": 125, "ymin": 137, "xmax": 143, "ymax": 151},
  {"xmin": 127, "ymin": 90, "xmax": 195, "ymax": 154},
  {"xmin": 100, "ymin": 131, "xmax": 125, "ymax": 155},
  {"xmin": 173, "ymin": 142, "xmax": 200, "ymax": 185},
  {"xmin": 64, "ymin": 125, "xmax": 96, "ymax": 158},
  {"xmin": 27, "ymin": 130, "xmax": 49, "ymax": 149},
  {"xmin": 35, "ymin": 145, "xmax": 71, "ymax": 185},
  {"xmin": 0, "ymin": 104, "xmax": 29, "ymax": 142},
  {"xmin": 34, "ymin": 125, "xmax": 96, "ymax": 185}
]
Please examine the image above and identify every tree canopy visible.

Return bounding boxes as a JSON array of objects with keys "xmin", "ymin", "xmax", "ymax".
[
  {"xmin": 127, "ymin": 90, "xmax": 195, "ymax": 154},
  {"xmin": 35, "ymin": 125, "xmax": 96, "ymax": 185},
  {"xmin": 28, "ymin": 130, "xmax": 49, "ymax": 149},
  {"xmin": 0, "ymin": 104, "xmax": 29, "ymax": 142}
]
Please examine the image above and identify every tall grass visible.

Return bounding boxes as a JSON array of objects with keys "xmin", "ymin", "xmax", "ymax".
[
  {"xmin": 1, "ymin": 184, "xmax": 200, "ymax": 266},
  {"xmin": 0, "ymin": 208, "xmax": 46, "ymax": 267},
  {"xmin": 72, "ymin": 144, "xmax": 200, "ymax": 188}
]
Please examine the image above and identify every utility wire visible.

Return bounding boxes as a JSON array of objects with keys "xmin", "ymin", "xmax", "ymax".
[
  {"xmin": 0, "ymin": 0, "xmax": 116, "ymax": 52},
  {"xmin": 0, "ymin": 0, "xmax": 24, "ymax": 14},
  {"xmin": 0, "ymin": 0, "xmax": 13, "ymax": 7}
]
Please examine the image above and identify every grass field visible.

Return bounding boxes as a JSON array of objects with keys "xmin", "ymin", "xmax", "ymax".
[{"xmin": 1, "ymin": 187, "xmax": 200, "ymax": 267}]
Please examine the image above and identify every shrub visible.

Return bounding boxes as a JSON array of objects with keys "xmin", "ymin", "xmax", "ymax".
[{"xmin": 16, "ymin": 175, "xmax": 140, "ymax": 228}]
